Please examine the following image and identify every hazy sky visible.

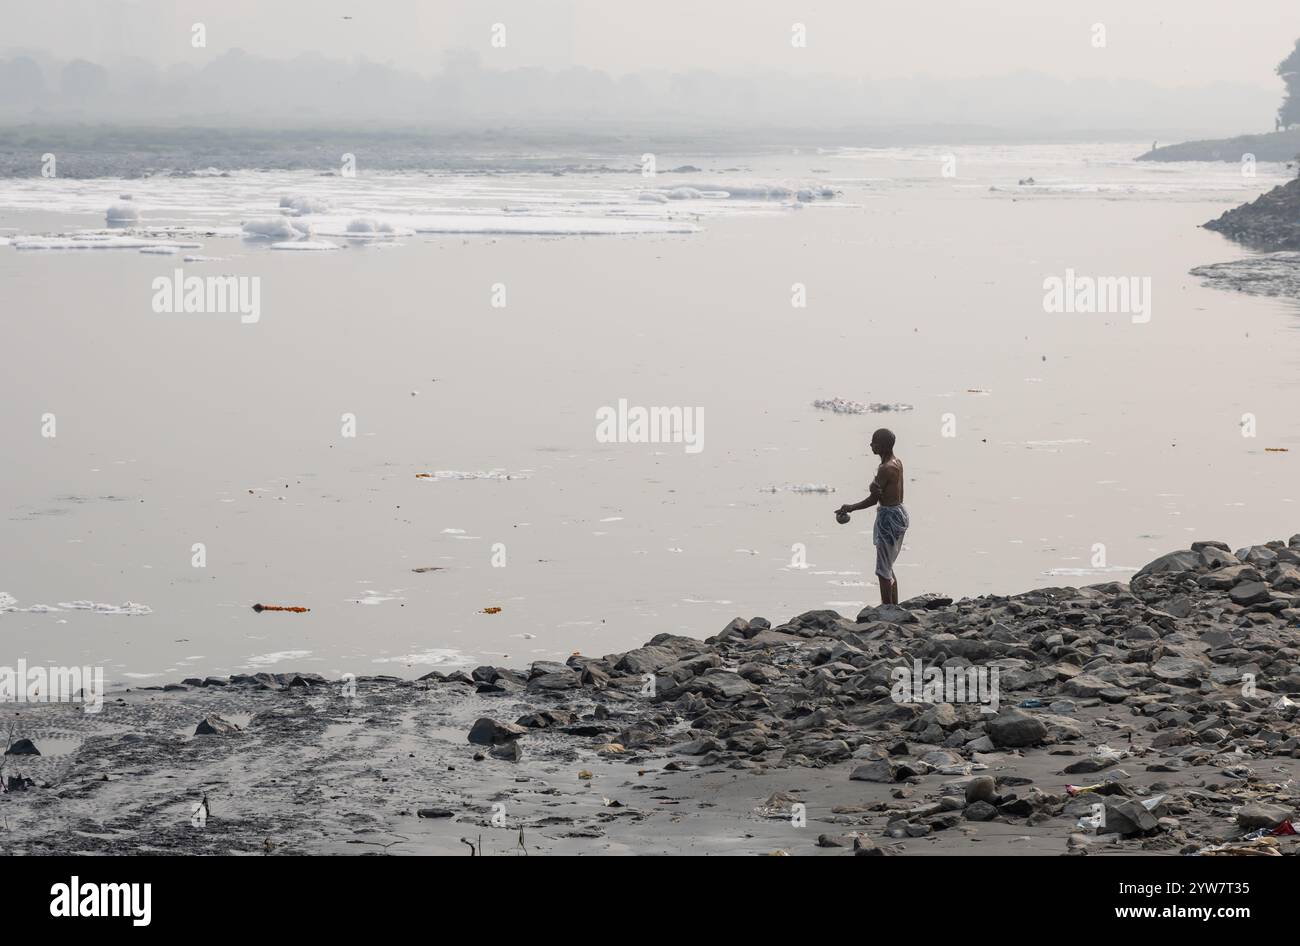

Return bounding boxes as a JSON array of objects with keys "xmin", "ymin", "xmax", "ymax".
[{"xmin": 4, "ymin": 0, "xmax": 1298, "ymax": 86}]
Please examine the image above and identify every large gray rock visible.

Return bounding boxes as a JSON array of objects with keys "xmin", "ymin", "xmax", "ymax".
[
  {"xmin": 1062, "ymin": 674, "xmax": 1116, "ymax": 698},
  {"xmin": 614, "ymin": 645, "xmax": 679, "ymax": 675},
  {"xmin": 850, "ymin": 760, "xmax": 898, "ymax": 782},
  {"xmin": 195, "ymin": 715, "xmax": 240, "ymax": 736},
  {"xmin": 985, "ymin": 710, "xmax": 1048, "ymax": 748},
  {"xmin": 965, "ymin": 775, "xmax": 996, "ymax": 803},
  {"xmin": 1237, "ymin": 802, "xmax": 1291, "ymax": 830},
  {"xmin": 964, "ymin": 800, "xmax": 999, "ymax": 821},
  {"xmin": 1103, "ymin": 799, "xmax": 1159, "ymax": 837},
  {"xmin": 1198, "ymin": 564, "xmax": 1261, "ymax": 590},
  {"xmin": 527, "ymin": 671, "xmax": 579, "ymax": 691},
  {"xmin": 692, "ymin": 670, "xmax": 753, "ymax": 700},
  {"xmin": 3, "ymin": 738, "xmax": 39, "ymax": 756},
  {"xmin": 467, "ymin": 717, "xmax": 527, "ymax": 746},
  {"xmin": 1134, "ymin": 549, "xmax": 1202, "ymax": 579},
  {"xmin": 1268, "ymin": 564, "xmax": 1300, "ymax": 591},
  {"xmin": 1229, "ymin": 581, "xmax": 1271, "ymax": 606},
  {"xmin": 1150, "ymin": 656, "xmax": 1207, "ymax": 687}
]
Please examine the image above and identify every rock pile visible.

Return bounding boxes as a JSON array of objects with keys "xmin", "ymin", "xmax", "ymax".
[
  {"xmin": 436, "ymin": 536, "xmax": 1300, "ymax": 852},
  {"xmin": 1205, "ymin": 176, "xmax": 1300, "ymax": 249}
]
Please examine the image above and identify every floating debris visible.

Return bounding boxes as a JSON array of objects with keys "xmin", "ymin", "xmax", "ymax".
[
  {"xmin": 251, "ymin": 604, "xmax": 310, "ymax": 613},
  {"xmin": 416, "ymin": 470, "xmax": 531, "ymax": 481},
  {"xmin": 480, "ymin": 607, "xmax": 502, "ymax": 615},
  {"xmin": 761, "ymin": 484, "xmax": 835, "ymax": 494},
  {"xmin": 0, "ymin": 594, "xmax": 152, "ymax": 615},
  {"xmin": 812, "ymin": 397, "xmax": 913, "ymax": 415}
]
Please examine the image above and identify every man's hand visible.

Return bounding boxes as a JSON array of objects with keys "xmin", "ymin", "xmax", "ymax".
[{"xmin": 835, "ymin": 504, "xmax": 851, "ymax": 516}]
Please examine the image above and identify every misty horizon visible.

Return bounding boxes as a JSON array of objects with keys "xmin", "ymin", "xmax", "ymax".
[{"xmin": 3, "ymin": 0, "xmax": 1300, "ymax": 139}]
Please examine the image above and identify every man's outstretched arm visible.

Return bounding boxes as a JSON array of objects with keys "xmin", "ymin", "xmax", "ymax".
[{"xmin": 837, "ymin": 483, "xmax": 880, "ymax": 514}]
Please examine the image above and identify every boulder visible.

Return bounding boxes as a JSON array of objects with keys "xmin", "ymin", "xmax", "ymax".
[
  {"xmin": 1134, "ymin": 549, "xmax": 1202, "ymax": 579},
  {"xmin": 467, "ymin": 717, "xmax": 527, "ymax": 746},
  {"xmin": 985, "ymin": 710, "xmax": 1048, "ymax": 748},
  {"xmin": 194, "ymin": 715, "xmax": 240, "ymax": 736}
]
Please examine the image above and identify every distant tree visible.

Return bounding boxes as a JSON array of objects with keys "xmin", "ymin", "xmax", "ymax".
[
  {"xmin": 0, "ymin": 57, "xmax": 47, "ymax": 107},
  {"xmin": 60, "ymin": 59, "xmax": 109, "ymax": 103},
  {"xmin": 1278, "ymin": 40, "xmax": 1300, "ymax": 128}
]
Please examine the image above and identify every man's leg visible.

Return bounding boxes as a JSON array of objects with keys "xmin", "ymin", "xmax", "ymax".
[
  {"xmin": 888, "ymin": 578, "xmax": 898, "ymax": 605},
  {"xmin": 878, "ymin": 575, "xmax": 892, "ymax": 605}
]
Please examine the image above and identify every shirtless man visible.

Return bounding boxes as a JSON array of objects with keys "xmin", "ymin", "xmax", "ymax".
[{"xmin": 835, "ymin": 428, "xmax": 909, "ymax": 605}]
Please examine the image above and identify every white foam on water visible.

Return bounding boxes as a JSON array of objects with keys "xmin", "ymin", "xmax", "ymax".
[
  {"xmin": 410, "ymin": 213, "xmax": 697, "ymax": 235},
  {"xmin": 420, "ymin": 470, "xmax": 532, "ymax": 481},
  {"xmin": 347, "ymin": 591, "xmax": 405, "ymax": 605},
  {"xmin": 371, "ymin": 649, "xmax": 473, "ymax": 666},
  {"xmin": 242, "ymin": 217, "xmax": 312, "ymax": 240},
  {"xmin": 0, "ymin": 168, "xmax": 850, "ymax": 253},
  {"xmin": 813, "ymin": 397, "xmax": 914, "ymax": 414},
  {"xmin": 14, "ymin": 235, "xmax": 202, "ymax": 250},
  {"xmin": 1, "ymin": 594, "xmax": 153, "ymax": 615},
  {"xmin": 271, "ymin": 239, "xmax": 340, "ymax": 250},
  {"xmin": 245, "ymin": 649, "xmax": 313, "ymax": 666},
  {"xmin": 1043, "ymin": 565, "xmax": 1138, "ymax": 576},
  {"xmin": 58, "ymin": 600, "xmax": 154, "ymax": 615},
  {"xmin": 279, "ymin": 194, "xmax": 330, "ymax": 214}
]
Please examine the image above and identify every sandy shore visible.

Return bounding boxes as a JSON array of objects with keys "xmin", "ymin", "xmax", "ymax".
[{"xmin": 4, "ymin": 537, "xmax": 1300, "ymax": 857}]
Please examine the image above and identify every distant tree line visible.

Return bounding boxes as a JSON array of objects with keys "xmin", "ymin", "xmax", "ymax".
[{"xmin": 1278, "ymin": 40, "xmax": 1300, "ymax": 129}]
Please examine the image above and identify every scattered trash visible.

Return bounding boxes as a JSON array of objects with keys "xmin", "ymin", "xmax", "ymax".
[
  {"xmin": 415, "ymin": 470, "xmax": 531, "ymax": 481},
  {"xmin": 411, "ymin": 567, "xmax": 445, "ymax": 573},
  {"xmin": 1195, "ymin": 837, "xmax": 1282, "ymax": 857},
  {"xmin": 252, "ymin": 604, "xmax": 310, "ymax": 613},
  {"xmin": 480, "ymin": 607, "xmax": 502, "ymax": 615},
  {"xmin": 1265, "ymin": 447, "xmax": 1290, "ymax": 452},
  {"xmin": 1065, "ymin": 781, "xmax": 1130, "ymax": 797},
  {"xmin": 190, "ymin": 793, "xmax": 209, "ymax": 828},
  {"xmin": 578, "ymin": 770, "xmax": 593, "ymax": 780},
  {"xmin": 812, "ymin": 397, "xmax": 914, "ymax": 415}
]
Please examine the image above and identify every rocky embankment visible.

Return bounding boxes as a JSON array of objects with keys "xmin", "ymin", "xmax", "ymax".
[
  {"xmin": 1204, "ymin": 175, "xmax": 1300, "ymax": 249},
  {"xmin": 1139, "ymin": 128, "xmax": 1300, "ymax": 163},
  {"xmin": 5, "ymin": 537, "xmax": 1300, "ymax": 855}
]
